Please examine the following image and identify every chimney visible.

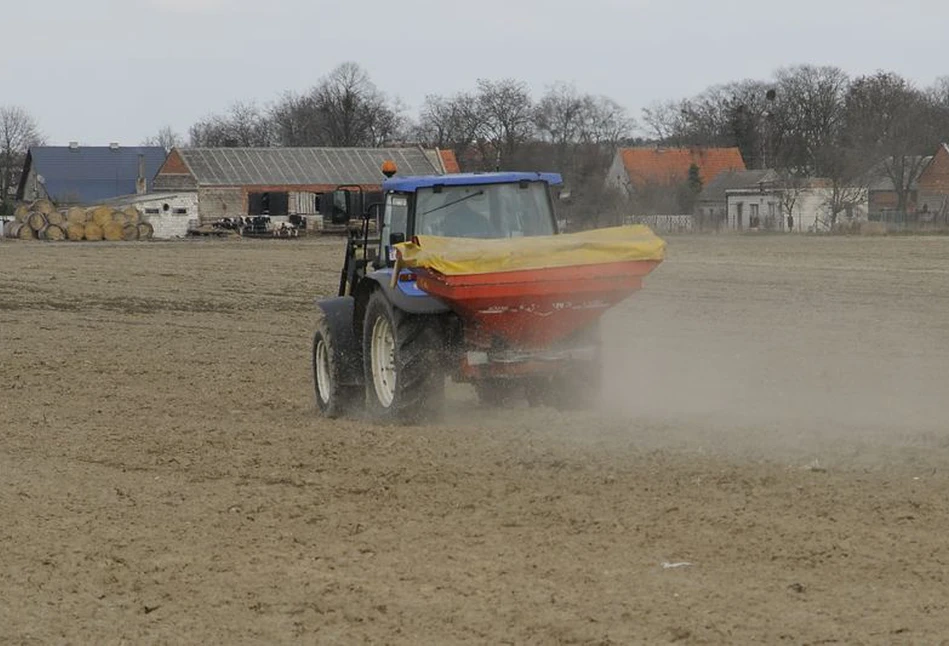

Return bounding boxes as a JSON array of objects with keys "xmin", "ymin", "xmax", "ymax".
[
  {"xmin": 136, "ymin": 154, "xmax": 147, "ymax": 195},
  {"xmin": 110, "ymin": 142, "xmax": 120, "ymax": 151},
  {"xmin": 69, "ymin": 141, "xmax": 79, "ymax": 150}
]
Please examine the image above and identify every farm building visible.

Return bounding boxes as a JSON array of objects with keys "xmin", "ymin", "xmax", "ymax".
[
  {"xmin": 16, "ymin": 143, "xmax": 168, "ymax": 206},
  {"xmin": 151, "ymin": 146, "xmax": 459, "ymax": 223},
  {"xmin": 694, "ymin": 169, "xmax": 775, "ymax": 230},
  {"xmin": 605, "ymin": 146, "xmax": 747, "ymax": 198},
  {"xmin": 916, "ymin": 143, "xmax": 949, "ymax": 224},
  {"xmin": 866, "ymin": 154, "xmax": 931, "ymax": 221},
  {"xmin": 724, "ymin": 176, "xmax": 867, "ymax": 232}
]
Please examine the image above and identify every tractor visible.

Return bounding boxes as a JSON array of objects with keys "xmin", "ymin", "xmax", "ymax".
[{"xmin": 311, "ymin": 162, "xmax": 664, "ymax": 424}]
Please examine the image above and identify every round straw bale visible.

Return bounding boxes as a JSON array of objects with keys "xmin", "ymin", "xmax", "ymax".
[
  {"xmin": 137, "ymin": 221, "xmax": 154, "ymax": 239},
  {"xmin": 103, "ymin": 221, "xmax": 124, "ymax": 241},
  {"xmin": 28, "ymin": 211, "xmax": 48, "ymax": 231},
  {"xmin": 66, "ymin": 222, "xmax": 86, "ymax": 241},
  {"xmin": 84, "ymin": 222, "xmax": 104, "ymax": 241}
]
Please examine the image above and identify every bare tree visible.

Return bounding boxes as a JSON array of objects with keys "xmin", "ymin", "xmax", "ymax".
[
  {"xmin": 143, "ymin": 125, "xmax": 184, "ymax": 151},
  {"xmin": 0, "ymin": 105, "xmax": 44, "ymax": 205},
  {"xmin": 817, "ymin": 146, "xmax": 868, "ymax": 227},
  {"xmin": 415, "ymin": 92, "xmax": 482, "ymax": 153},
  {"xmin": 776, "ymin": 170, "xmax": 805, "ymax": 230},
  {"xmin": 843, "ymin": 71, "xmax": 937, "ymax": 216},
  {"xmin": 309, "ymin": 62, "xmax": 404, "ymax": 147},
  {"xmin": 769, "ymin": 64, "xmax": 849, "ymax": 176},
  {"xmin": 189, "ymin": 101, "xmax": 273, "ymax": 147},
  {"xmin": 534, "ymin": 82, "xmax": 587, "ymax": 148},
  {"xmin": 269, "ymin": 90, "xmax": 323, "ymax": 147},
  {"xmin": 474, "ymin": 78, "xmax": 534, "ymax": 168},
  {"xmin": 640, "ymin": 99, "xmax": 685, "ymax": 143}
]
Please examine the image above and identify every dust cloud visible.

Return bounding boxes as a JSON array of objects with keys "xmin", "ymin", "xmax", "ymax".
[{"xmin": 584, "ymin": 235, "xmax": 949, "ymax": 467}]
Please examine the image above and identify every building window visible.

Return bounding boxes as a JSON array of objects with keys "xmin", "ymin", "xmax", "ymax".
[
  {"xmin": 173, "ymin": 208, "xmax": 188, "ymax": 215},
  {"xmin": 144, "ymin": 208, "xmax": 160, "ymax": 214}
]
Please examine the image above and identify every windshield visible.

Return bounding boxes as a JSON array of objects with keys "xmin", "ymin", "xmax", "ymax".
[{"xmin": 414, "ymin": 181, "xmax": 555, "ymax": 239}]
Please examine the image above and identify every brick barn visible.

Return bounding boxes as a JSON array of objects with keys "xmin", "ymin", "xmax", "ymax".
[
  {"xmin": 151, "ymin": 146, "xmax": 459, "ymax": 223},
  {"xmin": 917, "ymin": 143, "xmax": 949, "ymax": 224}
]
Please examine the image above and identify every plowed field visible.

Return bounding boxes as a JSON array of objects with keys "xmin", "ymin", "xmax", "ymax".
[{"xmin": 2, "ymin": 234, "xmax": 948, "ymax": 644}]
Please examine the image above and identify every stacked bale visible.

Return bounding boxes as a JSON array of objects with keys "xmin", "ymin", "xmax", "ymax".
[{"xmin": 3, "ymin": 200, "xmax": 155, "ymax": 242}]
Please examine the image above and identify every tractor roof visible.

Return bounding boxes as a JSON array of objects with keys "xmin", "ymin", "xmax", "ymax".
[{"xmin": 383, "ymin": 171, "xmax": 563, "ymax": 193}]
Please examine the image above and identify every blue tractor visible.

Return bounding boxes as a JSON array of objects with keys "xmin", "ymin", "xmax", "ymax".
[{"xmin": 311, "ymin": 163, "xmax": 614, "ymax": 424}]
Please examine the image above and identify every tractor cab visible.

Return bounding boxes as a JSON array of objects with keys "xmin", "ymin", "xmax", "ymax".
[{"xmin": 374, "ymin": 169, "xmax": 564, "ymax": 268}]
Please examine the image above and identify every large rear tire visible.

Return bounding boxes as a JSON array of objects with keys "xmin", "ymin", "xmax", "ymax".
[
  {"xmin": 362, "ymin": 289, "xmax": 445, "ymax": 424},
  {"xmin": 312, "ymin": 316, "xmax": 359, "ymax": 418}
]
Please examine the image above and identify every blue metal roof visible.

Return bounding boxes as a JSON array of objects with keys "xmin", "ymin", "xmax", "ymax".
[
  {"xmin": 18, "ymin": 145, "xmax": 168, "ymax": 205},
  {"xmin": 383, "ymin": 171, "xmax": 563, "ymax": 193}
]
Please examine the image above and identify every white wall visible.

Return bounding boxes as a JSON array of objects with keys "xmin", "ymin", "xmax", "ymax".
[
  {"xmin": 726, "ymin": 192, "xmax": 781, "ymax": 230},
  {"xmin": 139, "ymin": 194, "xmax": 199, "ymax": 238},
  {"xmin": 106, "ymin": 193, "xmax": 199, "ymax": 238},
  {"xmin": 727, "ymin": 188, "xmax": 868, "ymax": 232}
]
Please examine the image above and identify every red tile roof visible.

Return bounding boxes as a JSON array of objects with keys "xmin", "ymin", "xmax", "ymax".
[
  {"xmin": 619, "ymin": 146, "xmax": 746, "ymax": 188},
  {"xmin": 439, "ymin": 149, "xmax": 461, "ymax": 174}
]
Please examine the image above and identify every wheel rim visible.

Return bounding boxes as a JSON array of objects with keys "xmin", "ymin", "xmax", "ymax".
[
  {"xmin": 315, "ymin": 337, "xmax": 332, "ymax": 404},
  {"xmin": 370, "ymin": 316, "xmax": 396, "ymax": 407}
]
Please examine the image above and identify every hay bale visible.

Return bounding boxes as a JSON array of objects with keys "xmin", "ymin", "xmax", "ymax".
[
  {"xmin": 31, "ymin": 199, "xmax": 54, "ymax": 215},
  {"xmin": 14, "ymin": 204, "xmax": 31, "ymax": 222},
  {"xmin": 42, "ymin": 224, "xmax": 67, "ymax": 241},
  {"xmin": 17, "ymin": 223, "xmax": 35, "ymax": 240},
  {"xmin": 137, "ymin": 221, "xmax": 154, "ymax": 240},
  {"xmin": 121, "ymin": 224, "xmax": 139, "ymax": 241},
  {"xmin": 46, "ymin": 210, "xmax": 66, "ymax": 226},
  {"xmin": 66, "ymin": 207, "xmax": 86, "ymax": 225},
  {"xmin": 103, "ymin": 221, "xmax": 124, "ymax": 241},
  {"xmin": 122, "ymin": 206, "xmax": 141, "ymax": 224},
  {"xmin": 111, "ymin": 209, "xmax": 127, "ymax": 223},
  {"xmin": 66, "ymin": 222, "xmax": 85, "ymax": 241},
  {"xmin": 84, "ymin": 222, "xmax": 103, "ymax": 241},
  {"xmin": 28, "ymin": 211, "xmax": 48, "ymax": 232},
  {"xmin": 90, "ymin": 206, "xmax": 113, "ymax": 228}
]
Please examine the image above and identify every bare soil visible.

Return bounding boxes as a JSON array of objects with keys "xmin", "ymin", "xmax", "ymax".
[{"xmin": 1, "ymin": 234, "xmax": 948, "ymax": 644}]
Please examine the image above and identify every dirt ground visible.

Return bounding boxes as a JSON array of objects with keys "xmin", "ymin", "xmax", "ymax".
[{"xmin": 1, "ymin": 233, "xmax": 948, "ymax": 644}]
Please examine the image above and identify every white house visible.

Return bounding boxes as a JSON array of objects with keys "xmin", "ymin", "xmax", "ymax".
[{"xmin": 725, "ymin": 177, "xmax": 868, "ymax": 232}]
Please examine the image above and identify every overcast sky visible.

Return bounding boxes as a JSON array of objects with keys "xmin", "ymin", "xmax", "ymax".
[{"xmin": 2, "ymin": 0, "xmax": 946, "ymax": 146}]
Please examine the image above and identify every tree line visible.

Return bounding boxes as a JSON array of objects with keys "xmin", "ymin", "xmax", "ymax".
[
  {"xmin": 142, "ymin": 61, "xmax": 949, "ymax": 222},
  {"xmin": 643, "ymin": 65, "xmax": 949, "ymax": 220},
  {"xmin": 4, "ymin": 61, "xmax": 948, "ymax": 222}
]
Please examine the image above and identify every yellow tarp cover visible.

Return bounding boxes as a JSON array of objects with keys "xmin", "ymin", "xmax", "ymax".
[{"xmin": 395, "ymin": 225, "xmax": 666, "ymax": 276}]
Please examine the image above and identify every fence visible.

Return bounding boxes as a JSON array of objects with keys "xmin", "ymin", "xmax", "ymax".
[
  {"xmin": 868, "ymin": 209, "xmax": 949, "ymax": 232},
  {"xmin": 623, "ymin": 214, "xmax": 694, "ymax": 233}
]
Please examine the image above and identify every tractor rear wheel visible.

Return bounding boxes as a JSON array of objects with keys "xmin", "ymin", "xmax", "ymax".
[
  {"xmin": 362, "ymin": 289, "xmax": 445, "ymax": 424},
  {"xmin": 312, "ymin": 316, "xmax": 359, "ymax": 418}
]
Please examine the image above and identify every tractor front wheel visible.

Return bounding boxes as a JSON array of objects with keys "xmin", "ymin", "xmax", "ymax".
[
  {"xmin": 362, "ymin": 289, "xmax": 445, "ymax": 424},
  {"xmin": 312, "ymin": 317, "xmax": 359, "ymax": 418}
]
